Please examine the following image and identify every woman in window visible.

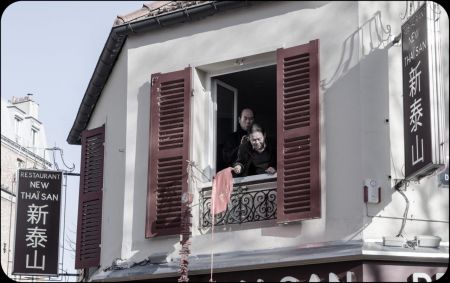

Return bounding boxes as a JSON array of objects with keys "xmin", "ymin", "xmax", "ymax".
[{"xmin": 232, "ymin": 123, "xmax": 276, "ymax": 176}]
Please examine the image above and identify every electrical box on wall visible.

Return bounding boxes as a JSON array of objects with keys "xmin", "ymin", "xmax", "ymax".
[
  {"xmin": 364, "ymin": 179, "xmax": 381, "ymax": 203},
  {"xmin": 383, "ymin": 236, "xmax": 406, "ymax": 247},
  {"xmin": 415, "ymin": 235, "xmax": 441, "ymax": 248}
]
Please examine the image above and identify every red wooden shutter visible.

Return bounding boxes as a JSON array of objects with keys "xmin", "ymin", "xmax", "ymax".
[
  {"xmin": 276, "ymin": 40, "xmax": 320, "ymax": 223},
  {"xmin": 146, "ymin": 67, "xmax": 191, "ymax": 238},
  {"xmin": 75, "ymin": 125, "xmax": 105, "ymax": 269}
]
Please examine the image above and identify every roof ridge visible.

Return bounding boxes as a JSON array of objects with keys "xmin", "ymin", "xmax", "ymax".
[{"xmin": 113, "ymin": 1, "xmax": 209, "ymax": 27}]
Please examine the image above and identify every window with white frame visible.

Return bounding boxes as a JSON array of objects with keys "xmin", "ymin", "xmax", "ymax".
[
  {"xmin": 31, "ymin": 127, "xmax": 39, "ymax": 148},
  {"xmin": 146, "ymin": 40, "xmax": 322, "ymax": 236},
  {"xmin": 16, "ymin": 158, "xmax": 24, "ymax": 169},
  {"xmin": 213, "ymin": 65, "xmax": 277, "ymax": 174},
  {"xmin": 13, "ymin": 116, "xmax": 22, "ymax": 142}
]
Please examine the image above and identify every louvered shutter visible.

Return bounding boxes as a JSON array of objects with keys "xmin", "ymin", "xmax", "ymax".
[
  {"xmin": 75, "ymin": 125, "xmax": 105, "ymax": 268},
  {"xmin": 146, "ymin": 67, "xmax": 191, "ymax": 238},
  {"xmin": 276, "ymin": 40, "xmax": 321, "ymax": 223}
]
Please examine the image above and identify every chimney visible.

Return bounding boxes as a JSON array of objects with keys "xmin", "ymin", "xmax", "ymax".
[{"xmin": 12, "ymin": 93, "xmax": 39, "ymax": 120}]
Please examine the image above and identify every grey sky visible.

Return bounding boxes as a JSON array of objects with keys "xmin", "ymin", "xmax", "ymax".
[{"xmin": 2, "ymin": 1, "xmax": 144, "ymax": 280}]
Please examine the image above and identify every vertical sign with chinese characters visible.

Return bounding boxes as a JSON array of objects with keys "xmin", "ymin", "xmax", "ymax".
[
  {"xmin": 402, "ymin": 4, "xmax": 433, "ymax": 180},
  {"xmin": 12, "ymin": 169, "xmax": 62, "ymax": 276}
]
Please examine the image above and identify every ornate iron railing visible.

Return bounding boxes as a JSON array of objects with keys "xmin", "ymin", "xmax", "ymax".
[{"xmin": 200, "ymin": 178, "xmax": 277, "ymax": 227}]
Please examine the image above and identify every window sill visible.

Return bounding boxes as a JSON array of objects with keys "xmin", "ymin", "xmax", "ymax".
[{"xmin": 199, "ymin": 173, "xmax": 277, "ymax": 191}]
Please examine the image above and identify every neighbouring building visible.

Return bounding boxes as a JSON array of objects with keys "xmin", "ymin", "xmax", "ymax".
[
  {"xmin": 1, "ymin": 94, "xmax": 52, "ymax": 280},
  {"xmin": 67, "ymin": 1, "xmax": 449, "ymax": 282}
]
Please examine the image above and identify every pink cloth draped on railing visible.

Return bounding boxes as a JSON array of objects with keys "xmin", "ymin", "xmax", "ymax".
[
  {"xmin": 210, "ymin": 167, "xmax": 233, "ymax": 282},
  {"xmin": 211, "ymin": 167, "xmax": 233, "ymax": 215}
]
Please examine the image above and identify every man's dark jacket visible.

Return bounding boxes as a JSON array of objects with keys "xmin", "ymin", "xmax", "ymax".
[{"xmin": 222, "ymin": 127, "xmax": 248, "ymax": 167}]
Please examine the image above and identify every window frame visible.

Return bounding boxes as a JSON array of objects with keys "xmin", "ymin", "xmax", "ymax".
[
  {"xmin": 16, "ymin": 158, "xmax": 24, "ymax": 169},
  {"xmin": 205, "ymin": 60, "xmax": 277, "ymax": 177},
  {"xmin": 31, "ymin": 126, "xmax": 39, "ymax": 147},
  {"xmin": 146, "ymin": 41, "xmax": 321, "ymax": 235},
  {"xmin": 214, "ymin": 79, "xmax": 238, "ymax": 132},
  {"xmin": 196, "ymin": 40, "xmax": 321, "ymax": 225},
  {"xmin": 212, "ymin": 79, "xmax": 238, "ymax": 172},
  {"xmin": 13, "ymin": 115, "xmax": 23, "ymax": 142}
]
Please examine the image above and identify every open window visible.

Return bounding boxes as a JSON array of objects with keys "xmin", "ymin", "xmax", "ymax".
[
  {"xmin": 146, "ymin": 40, "xmax": 321, "ymax": 236},
  {"xmin": 207, "ymin": 40, "xmax": 321, "ymax": 224},
  {"xmin": 214, "ymin": 80, "xmax": 238, "ymax": 172},
  {"xmin": 213, "ymin": 65, "xmax": 277, "ymax": 173}
]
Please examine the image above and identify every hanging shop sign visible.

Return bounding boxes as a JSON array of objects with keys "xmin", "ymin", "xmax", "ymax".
[
  {"xmin": 401, "ymin": 3, "xmax": 445, "ymax": 181},
  {"xmin": 12, "ymin": 169, "xmax": 63, "ymax": 276}
]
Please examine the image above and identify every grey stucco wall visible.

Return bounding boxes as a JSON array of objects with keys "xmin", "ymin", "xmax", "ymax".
[{"xmin": 83, "ymin": 1, "xmax": 448, "ymax": 268}]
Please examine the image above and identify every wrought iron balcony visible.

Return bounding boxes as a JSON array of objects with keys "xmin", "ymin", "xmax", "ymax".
[{"xmin": 200, "ymin": 175, "xmax": 277, "ymax": 227}]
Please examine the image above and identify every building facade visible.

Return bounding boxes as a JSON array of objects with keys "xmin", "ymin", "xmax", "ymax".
[
  {"xmin": 1, "ymin": 95, "xmax": 52, "ymax": 280},
  {"xmin": 67, "ymin": 1, "xmax": 449, "ymax": 281}
]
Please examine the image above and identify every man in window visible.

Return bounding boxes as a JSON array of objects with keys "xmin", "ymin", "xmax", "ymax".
[
  {"xmin": 232, "ymin": 123, "xmax": 276, "ymax": 176},
  {"xmin": 222, "ymin": 108, "xmax": 254, "ymax": 169}
]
